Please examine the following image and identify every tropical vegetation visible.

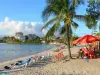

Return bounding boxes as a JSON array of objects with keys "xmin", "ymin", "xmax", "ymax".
[
  {"xmin": 2, "ymin": 36, "xmax": 41, "ymax": 44},
  {"xmin": 42, "ymin": 0, "xmax": 100, "ymax": 59},
  {"xmin": 86, "ymin": 0, "xmax": 100, "ymax": 34},
  {"xmin": 86, "ymin": 0, "xmax": 100, "ymax": 49}
]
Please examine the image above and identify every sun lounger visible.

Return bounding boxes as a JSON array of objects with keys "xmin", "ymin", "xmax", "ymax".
[
  {"xmin": 51, "ymin": 52, "xmax": 65, "ymax": 62},
  {"xmin": 2, "ymin": 53, "xmax": 52, "ymax": 70},
  {"xmin": 36, "ymin": 52, "xmax": 50, "ymax": 60},
  {"xmin": 14, "ymin": 57, "xmax": 35, "ymax": 68},
  {"xmin": 55, "ymin": 52, "xmax": 64, "ymax": 60}
]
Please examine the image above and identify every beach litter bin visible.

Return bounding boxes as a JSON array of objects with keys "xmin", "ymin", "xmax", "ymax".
[{"xmin": 0, "ymin": 72, "xmax": 12, "ymax": 75}]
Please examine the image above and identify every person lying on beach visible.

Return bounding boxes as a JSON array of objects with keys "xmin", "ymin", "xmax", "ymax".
[
  {"xmin": 11, "ymin": 57, "xmax": 35, "ymax": 68},
  {"xmin": 4, "ymin": 66, "xmax": 12, "ymax": 70},
  {"xmin": 15, "ymin": 60, "xmax": 28, "ymax": 68}
]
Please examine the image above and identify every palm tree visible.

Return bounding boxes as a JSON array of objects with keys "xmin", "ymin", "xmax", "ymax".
[
  {"xmin": 86, "ymin": 0, "xmax": 100, "ymax": 34},
  {"xmin": 86, "ymin": 0, "xmax": 100, "ymax": 50},
  {"xmin": 42, "ymin": 0, "xmax": 88, "ymax": 59}
]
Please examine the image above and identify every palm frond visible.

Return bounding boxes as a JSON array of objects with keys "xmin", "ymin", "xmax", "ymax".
[
  {"xmin": 74, "ymin": 15, "xmax": 98, "ymax": 29},
  {"xmin": 42, "ymin": 0, "xmax": 66, "ymax": 21},
  {"xmin": 42, "ymin": 17, "xmax": 57, "ymax": 30},
  {"xmin": 69, "ymin": 0, "xmax": 84, "ymax": 10},
  {"xmin": 62, "ymin": 31, "xmax": 67, "ymax": 44},
  {"xmin": 72, "ymin": 21, "xmax": 79, "ymax": 30},
  {"xmin": 60, "ymin": 25, "xmax": 73, "ymax": 44},
  {"xmin": 60, "ymin": 24, "xmax": 73, "ymax": 36},
  {"xmin": 42, "ymin": 5, "xmax": 57, "ymax": 21},
  {"xmin": 45, "ymin": 20, "xmax": 60, "ymax": 40},
  {"xmin": 85, "ymin": 17, "xmax": 98, "ymax": 29},
  {"xmin": 60, "ymin": 25, "xmax": 66, "ymax": 35},
  {"xmin": 74, "ymin": 15, "xmax": 86, "ymax": 21}
]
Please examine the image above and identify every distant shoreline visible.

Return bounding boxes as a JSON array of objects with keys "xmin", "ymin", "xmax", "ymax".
[{"xmin": 4, "ymin": 42, "xmax": 42, "ymax": 44}]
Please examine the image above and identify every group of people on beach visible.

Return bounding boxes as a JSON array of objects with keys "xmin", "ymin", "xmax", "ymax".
[
  {"xmin": 0, "ymin": 54, "xmax": 49, "ymax": 75},
  {"xmin": 78, "ymin": 45, "xmax": 99, "ymax": 60},
  {"xmin": 3, "ymin": 46, "xmax": 66, "ymax": 70},
  {"xmin": 2, "ymin": 51, "xmax": 51, "ymax": 71}
]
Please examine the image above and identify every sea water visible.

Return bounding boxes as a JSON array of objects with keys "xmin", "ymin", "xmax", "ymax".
[{"xmin": 0, "ymin": 43, "xmax": 56, "ymax": 62}]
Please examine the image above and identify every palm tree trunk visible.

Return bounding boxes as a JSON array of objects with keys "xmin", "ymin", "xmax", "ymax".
[{"xmin": 66, "ymin": 24, "xmax": 72, "ymax": 59}]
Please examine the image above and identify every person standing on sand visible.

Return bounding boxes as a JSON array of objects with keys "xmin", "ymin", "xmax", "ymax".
[
  {"xmin": 83, "ymin": 54, "xmax": 88, "ymax": 62},
  {"xmin": 77, "ymin": 48, "xmax": 84, "ymax": 59}
]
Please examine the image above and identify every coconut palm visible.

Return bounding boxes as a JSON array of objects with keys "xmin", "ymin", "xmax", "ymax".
[
  {"xmin": 86, "ymin": 0, "xmax": 100, "ymax": 50},
  {"xmin": 86, "ymin": 0, "xmax": 100, "ymax": 34},
  {"xmin": 42, "ymin": 0, "xmax": 88, "ymax": 59}
]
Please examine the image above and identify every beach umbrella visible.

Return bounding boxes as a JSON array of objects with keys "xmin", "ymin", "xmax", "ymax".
[{"xmin": 72, "ymin": 35, "xmax": 100, "ymax": 44}]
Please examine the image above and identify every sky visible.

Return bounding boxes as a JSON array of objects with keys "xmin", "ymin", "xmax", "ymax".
[{"xmin": 0, "ymin": 0, "xmax": 92, "ymax": 37}]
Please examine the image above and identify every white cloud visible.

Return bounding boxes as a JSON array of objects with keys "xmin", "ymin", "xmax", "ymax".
[{"xmin": 0, "ymin": 17, "xmax": 48, "ymax": 37}]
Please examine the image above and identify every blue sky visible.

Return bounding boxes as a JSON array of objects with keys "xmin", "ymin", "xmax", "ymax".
[
  {"xmin": 0, "ymin": 0, "xmax": 46, "ymax": 22},
  {"xmin": 0, "ymin": 0, "xmax": 92, "ymax": 36}
]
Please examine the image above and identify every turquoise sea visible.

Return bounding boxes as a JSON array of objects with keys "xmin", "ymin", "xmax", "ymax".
[{"xmin": 0, "ymin": 43, "xmax": 56, "ymax": 62}]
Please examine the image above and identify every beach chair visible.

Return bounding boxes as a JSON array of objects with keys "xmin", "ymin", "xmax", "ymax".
[
  {"xmin": 57, "ymin": 52, "xmax": 64, "ymax": 58},
  {"xmin": 52, "ymin": 52, "xmax": 64, "ymax": 62},
  {"xmin": 15, "ymin": 57, "xmax": 35, "ymax": 68},
  {"xmin": 36, "ymin": 52, "xmax": 51, "ymax": 61}
]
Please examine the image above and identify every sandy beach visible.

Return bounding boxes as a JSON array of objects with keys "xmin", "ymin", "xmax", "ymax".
[
  {"xmin": 1, "ymin": 45, "xmax": 100, "ymax": 75},
  {"xmin": 12, "ymin": 59, "xmax": 100, "ymax": 75}
]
